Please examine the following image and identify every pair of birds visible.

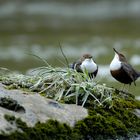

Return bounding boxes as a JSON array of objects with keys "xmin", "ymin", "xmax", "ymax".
[{"xmin": 71, "ymin": 48, "xmax": 140, "ymax": 87}]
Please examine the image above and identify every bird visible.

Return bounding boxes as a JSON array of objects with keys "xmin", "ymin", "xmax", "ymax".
[
  {"xmin": 70, "ymin": 54, "xmax": 98, "ymax": 78},
  {"xmin": 110, "ymin": 48, "xmax": 140, "ymax": 87}
]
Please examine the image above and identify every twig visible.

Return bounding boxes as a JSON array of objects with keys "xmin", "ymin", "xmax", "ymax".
[{"xmin": 58, "ymin": 42, "xmax": 69, "ymax": 68}]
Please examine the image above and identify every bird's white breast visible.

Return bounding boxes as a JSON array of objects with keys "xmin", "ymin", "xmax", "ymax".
[
  {"xmin": 80, "ymin": 59, "xmax": 97, "ymax": 73},
  {"xmin": 110, "ymin": 53, "xmax": 121, "ymax": 71}
]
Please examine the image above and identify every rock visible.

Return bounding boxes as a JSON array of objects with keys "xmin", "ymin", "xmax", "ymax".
[{"xmin": 0, "ymin": 83, "xmax": 88, "ymax": 134}]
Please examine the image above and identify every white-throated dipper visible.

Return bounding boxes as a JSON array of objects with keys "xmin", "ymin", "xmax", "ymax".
[
  {"xmin": 110, "ymin": 48, "xmax": 140, "ymax": 86},
  {"xmin": 71, "ymin": 54, "xmax": 98, "ymax": 78}
]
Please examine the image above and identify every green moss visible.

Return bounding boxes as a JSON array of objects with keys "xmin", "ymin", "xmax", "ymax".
[
  {"xmin": 74, "ymin": 115, "xmax": 127, "ymax": 139},
  {"xmin": 73, "ymin": 92, "xmax": 140, "ymax": 140},
  {"xmin": 4, "ymin": 115, "xmax": 16, "ymax": 123},
  {"xmin": 2, "ymin": 116, "xmax": 81, "ymax": 140},
  {"xmin": 2, "ymin": 94, "xmax": 140, "ymax": 140}
]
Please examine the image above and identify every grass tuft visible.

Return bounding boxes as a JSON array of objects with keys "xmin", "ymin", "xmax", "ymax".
[{"xmin": 0, "ymin": 60, "xmax": 114, "ymax": 107}]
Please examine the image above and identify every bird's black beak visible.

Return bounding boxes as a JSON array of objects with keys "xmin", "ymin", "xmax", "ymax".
[{"xmin": 113, "ymin": 48, "xmax": 119, "ymax": 54}]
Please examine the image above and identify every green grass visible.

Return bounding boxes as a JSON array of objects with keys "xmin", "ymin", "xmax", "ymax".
[{"xmin": 0, "ymin": 65, "xmax": 115, "ymax": 108}]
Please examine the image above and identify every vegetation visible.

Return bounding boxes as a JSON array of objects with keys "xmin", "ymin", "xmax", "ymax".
[
  {"xmin": 0, "ymin": 65, "xmax": 140, "ymax": 139},
  {"xmin": 0, "ymin": 65, "xmax": 114, "ymax": 108},
  {"xmin": 1, "ymin": 94, "xmax": 140, "ymax": 140}
]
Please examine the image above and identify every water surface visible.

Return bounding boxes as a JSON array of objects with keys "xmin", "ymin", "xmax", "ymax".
[{"xmin": 0, "ymin": 1, "xmax": 140, "ymax": 96}]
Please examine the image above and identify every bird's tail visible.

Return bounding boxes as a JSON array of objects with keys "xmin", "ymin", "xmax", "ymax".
[{"xmin": 137, "ymin": 71, "xmax": 140, "ymax": 78}]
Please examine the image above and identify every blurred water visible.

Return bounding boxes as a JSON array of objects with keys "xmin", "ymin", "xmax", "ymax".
[
  {"xmin": 0, "ymin": 0, "xmax": 140, "ymax": 76},
  {"xmin": 0, "ymin": 0, "xmax": 140, "ymax": 119},
  {"xmin": 1, "ymin": 1, "xmax": 140, "ymax": 19}
]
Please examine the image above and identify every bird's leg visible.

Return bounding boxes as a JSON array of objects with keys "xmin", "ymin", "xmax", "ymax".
[
  {"xmin": 126, "ymin": 84, "xmax": 131, "ymax": 93},
  {"xmin": 120, "ymin": 84, "xmax": 125, "ymax": 92},
  {"xmin": 89, "ymin": 73, "xmax": 94, "ymax": 79}
]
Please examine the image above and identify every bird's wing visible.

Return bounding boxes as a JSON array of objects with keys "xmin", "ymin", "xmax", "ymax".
[
  {"xmin": 93, "ymin": 65, "xmax": 98, "ymax": 77},
  {"xmin": 70, "ymin": 60, "xmax": 82, "ymax": 72},
  {"xmin": 122, "ymin": 62, "xmax": 138, "ymax": 85},
  {"xmin": 74, "ymin": 61, "xmax": 82, "ymax": 72}
]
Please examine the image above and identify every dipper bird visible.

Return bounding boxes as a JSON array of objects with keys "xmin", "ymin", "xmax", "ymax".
[
  {"xmin": 71, "ymin": 54, "xmax": 98, "ymax": 78},
  {"xmin": 110, "ymin": 48, "xmax": 140, "ymax": 86}
]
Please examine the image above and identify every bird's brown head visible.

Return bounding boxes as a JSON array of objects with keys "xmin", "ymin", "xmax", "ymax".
[
  {"xmin": 82, "ymin": 54, "xmax": 93, "ymax": 59},
  {"xmin": 113, "ymin": 48, "xmax": 127, "ymax": 62}
]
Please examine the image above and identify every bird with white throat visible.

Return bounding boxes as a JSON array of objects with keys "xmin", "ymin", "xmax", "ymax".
[
  {"xmin": 110, "ymin": 48, "xmax": 140, "ymax": 89},
  {"xmin": 71, "ymin": 54, "xmax": 98, "ymax": 78}
]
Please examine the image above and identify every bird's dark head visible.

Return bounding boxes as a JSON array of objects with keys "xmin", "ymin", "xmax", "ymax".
[
  {"xmin": 113, "ymin": 48, "xmax": 127, "ymax": 62},
  {"xmin": 82, "ymin": 54, "xmax": 93, "ymax": 59}
]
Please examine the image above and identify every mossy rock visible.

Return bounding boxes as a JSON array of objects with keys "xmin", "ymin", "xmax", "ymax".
[
  {"xmin": 1, "ymin": 94, "xmax": 140, "ymax": 140},
  {"xmin": 2, "ymin": 116, "xmax": 81, "ymax": 140},
  {"xmin": 82, "ymin": 94, "xmax": 140, "ymax": 139},
  {"xmin": 0, "ymin": 68, "xmax": 140, "ymax": 139}
]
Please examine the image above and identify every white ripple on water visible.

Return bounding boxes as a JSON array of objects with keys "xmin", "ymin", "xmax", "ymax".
[
  {"xmin": 0, "ymin": 44, "xmax": 108, "ymax": 61},
  {"xmin": 58, "ymin": 44, "xmax": 108, "ymax": 59},
  {"xmin": 1, "ymin": 1, "xmax": 140, "ymax": 19},
  {"xmin": 98, "ymin": 65, "xmax": 110, "ymax": 77},
  {"xmin": 130, "ymin": 55, "xmax": 140, "ymax": 66},
  {"xmin": 0, "ymin": 46, "xmax": 27, "ymax": 61},
  {"xmin": 136, "ymin": 96, "xmax": 140, "ymax": 101}
]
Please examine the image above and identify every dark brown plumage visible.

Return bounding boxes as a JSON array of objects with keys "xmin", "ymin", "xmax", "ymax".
[{"xmin": 110, "ymin": 48, "xmax": 140, "ymax": 86}]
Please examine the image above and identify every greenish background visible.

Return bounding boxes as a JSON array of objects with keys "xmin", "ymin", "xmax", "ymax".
[{"xmin": 0, "ymin": 0, "xmax": 140, "ymax": 96}]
